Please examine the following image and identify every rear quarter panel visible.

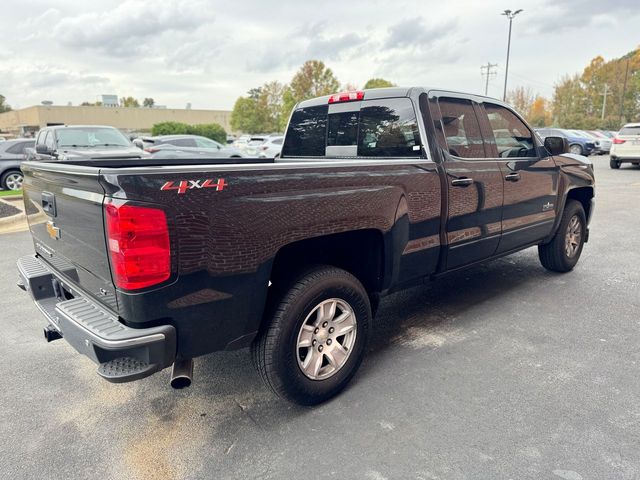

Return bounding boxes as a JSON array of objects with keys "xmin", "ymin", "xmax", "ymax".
[{"xmin": 100, "ymin": 162, "xmax": 441, "ymax": 357}]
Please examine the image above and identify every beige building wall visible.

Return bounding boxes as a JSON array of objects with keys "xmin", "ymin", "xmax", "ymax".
[{"xmin": 0, "ymin": 105, "xmax": 233, "ymax": 135}]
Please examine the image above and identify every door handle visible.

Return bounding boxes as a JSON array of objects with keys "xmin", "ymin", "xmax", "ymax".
[
  {"xmin": 505, "ymin": 173, "xmax": 521, "ymax": 182},
  {"xmin": 451, "ymin": 178, "xmax": 474, "ymax": 187}
]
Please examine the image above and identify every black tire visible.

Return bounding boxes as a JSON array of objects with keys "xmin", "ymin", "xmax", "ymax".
[
  {"xmin": 252, "ymin": 266, "xmax": 371, "ymax": 405},
  {"xmin": 569, "ymin": 144, "xmax": 583, "ymax": 155},
  {"xmin": 1, "ymin": 170, "xmax": 23, "ymax": 191},
  {"xmin": 538, "ymin": 200, "xmax": 586, "ymax": 273},
  {"xmin": 610, "ymin": 159, "xmax": 621, "ymax": 169}
]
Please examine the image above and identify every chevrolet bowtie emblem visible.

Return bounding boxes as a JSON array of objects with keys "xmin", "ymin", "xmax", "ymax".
[{"xmin": 46, "ymin": 221, "xmax": 61, "ymax": 240}]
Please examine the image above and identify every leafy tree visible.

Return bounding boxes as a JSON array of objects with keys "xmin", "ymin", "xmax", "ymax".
[
  {"xmin": 289, "ymin": 60, "xmax": 340, "ymax": 101},
  {"xmin": 120, "ymin": 96, "xmax": 140, "ymax": 107},
  {"xmin": 529, "ymin": 97, "xmax": 552, "ymax": 127},
  {"xmin": 151, "ymin": 121, "xmax": 227, "ymax": 143},
  {"xmin": 151, "ymin": 121, "xmax": 190, "ymax": 136},
  {"xmin": 363, "ymin": 78, "xmax": 396, "ymax": 89},
  {"xmin": 230, "ymin": 96, "xmax": 262, "ymax": 133},
  {"xmin": 80, "ymin": 101, "xmax": 103, "ymax": 106},
  {"xmin": 189, "ymin": 123, "xmax": 227, "ymax": 143},
  {"xmin": 551, "ymin": 48, "xmax": 640, "ymax": 129},
  {"xmin": 507, "ymin": 86, "xmax": 535, "ymax": 118},
  {"xmin": 0, "ymin": 94, "xmax": 11, "ymax": 113},
  {"xmin": 143, "ymin": 97, "xmax": 155, "ymax": 108}
]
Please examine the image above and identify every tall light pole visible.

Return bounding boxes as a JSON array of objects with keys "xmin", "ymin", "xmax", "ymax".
[{"xmin": 502, "ymin": 9, "xmax": 523, "ymax": 101}]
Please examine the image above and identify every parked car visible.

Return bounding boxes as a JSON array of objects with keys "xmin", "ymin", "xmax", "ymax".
[
  {"xmin": 257, "ymin": 135, "xmax": 284, "ymax": 158},
  {"xmin": 139, "ymin": 135, "xmax": 246, "ymax": 158},
  {"xmin": 610, "ymin": 123, "xmax": 640, "ymax": 169},
  {"xmin": 17, "ymin": 87, "xmax": 594, "ymax": 405},
  {"xmin": 536, "ymin": 128, "xmax": 595, "ymax": 156},
  {"xmin": 0, "ymin": 138, "xmax": 35, "ymax": 190},
  {"xmin": 26, "ymin": 125, "xmax": 148, "ymax": 162},
  {"xmin": 586, "ymin": 131, "xmax": 612, "ymax": 154},
  {"xmin": 0, "ymin": 136, "xmax": 7, "ymax": 142}
]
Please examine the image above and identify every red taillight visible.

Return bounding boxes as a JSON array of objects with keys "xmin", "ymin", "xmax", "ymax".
[
  {"xmin": 144, "ymin": 147, "xmax": 159, "ymax": 153},
  {"xmin": 328, "ymin": 91, "xmax": 365, "ymax": 104},
  {"xmin": 613, "ymin": 138, "xmax": 626, "ymax": 144},
  {"xmin": 105, "ymin": 200, "xmax": 171, "ymax": 290}
]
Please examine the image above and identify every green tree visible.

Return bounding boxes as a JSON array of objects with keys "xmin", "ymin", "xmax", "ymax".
[
  {"xmin": 363, "ymin": 78, "xmax": 396, "ymax": 89},
  {"xmin": 143, "ymin": 97, "xmax": 155, "ymax": 108},
  {"xmin": 0, "ymin": 94, "xmax": 11, "ymax": 113},
  {"xmin": 230, "ymin": 96, "xmax": 262, "ymax": 133},
  {"xmin": 80, "ymin": 101, "xmax": 103, "ymax": 106},
  {"xmin": 189, "ymin": 123, "xmax": 227, "ymax": 143},
  {"xmin": 507, "ymin": 86, "xmax": 535, "ymax": 118},
  {"xmin": 151, "ymin": 121, "xmax": 190, "ymax": 136},
  {"xmin": 120, "ymin": 96, "xmax": 140, "ymax": 107},
  {"xmin": 289, "ymin": 60, "xmax": 340, "ymax": 101}
]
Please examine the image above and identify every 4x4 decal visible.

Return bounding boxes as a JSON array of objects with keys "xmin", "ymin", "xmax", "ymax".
[{"xmin": 161, "ymin": 179, "xmax": 226, "ymax": 195}]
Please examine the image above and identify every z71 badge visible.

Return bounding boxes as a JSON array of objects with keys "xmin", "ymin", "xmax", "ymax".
[{"xmin": 161, "ymin": 179, "xmax": 226, "ymax": 195}]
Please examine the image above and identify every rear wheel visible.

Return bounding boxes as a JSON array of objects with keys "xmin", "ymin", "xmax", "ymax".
[
  {"xmin": 252, "ymin": 266, "xmax": 371, "ymax": 405},
  {"xmin": 610, "ymin": 159, "xmax": 621, "ymax": 169},
  {"xmin": 1, "ymin": 170, "xmax": 23, "ymax": 191},
  {"xmin": 538, "ymin": 200, "xmax": 586, "ymax": 273},
  {"xmin": 569, "ymin": 144, "xmax": 583, "ymax": 155}
]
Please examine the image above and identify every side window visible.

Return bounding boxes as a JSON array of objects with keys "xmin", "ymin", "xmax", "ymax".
[
  {"xmin": 437, "ymin": 97, "xmax": 485, "ymax": 159},
  {"xmin": 357, "ymin": 98, "xmax": 421, "ymax": 157},
  {"xmin": 484, "ymin": 103, "xmax": 536, "ymax": 158},
  {"xmin": 44, "ymin": 131, "xmax": 56, "ymax": 150},
  {"xmin": 195, "ymin": 137, "xmax": 219, "ymax": 148},
  {"xmin": 7, "ymin": 142, "xmax": 31, "ymax": 154},
  {"xmin": 273, "ymin": 138, "xmax": 283, "ymax": 145},
  {"xmin": 282, "ymin": 105, "xmax": 328, "ymax": 157},
  {"xmin": 170, "ymin": 138, "xmax": 197, "ymax": 147},
  {"xmin": 36, "ymin": 130, "xmax": 46, "ymax": 145}
]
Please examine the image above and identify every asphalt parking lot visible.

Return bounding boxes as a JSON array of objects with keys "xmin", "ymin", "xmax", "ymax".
[{"xmin": 1, "ymin": 156, "xmax": 639, "ymax": 480}]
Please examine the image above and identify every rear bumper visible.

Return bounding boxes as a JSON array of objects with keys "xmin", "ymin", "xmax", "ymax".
[
  {"xmin": 17, "ymin": 255, "xmax": 176, "ymax": 383},
  {"xmin": 611, "ymin": 155, "xmax": 640, "ymax": 162}
]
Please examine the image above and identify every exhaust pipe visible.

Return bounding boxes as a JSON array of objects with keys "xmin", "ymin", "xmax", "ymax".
[
  {"xmin": 170, "ymin": 358, "xmax": 193, "ymax": 389},
  {"xmin": 44, "ymin": 324, "xmax": 62, "ymax": 342}
]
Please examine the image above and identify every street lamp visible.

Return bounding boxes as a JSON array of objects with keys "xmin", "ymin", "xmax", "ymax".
[{"xmin": 501, "ymin": 9, "xmax": 523, "ymax": 101}]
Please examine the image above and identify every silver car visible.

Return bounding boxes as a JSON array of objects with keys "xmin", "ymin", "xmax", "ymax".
[
  {"xmin": 142, "ymin": 135, "xmax": 247, "ymax": 158},
  {"xmin": 0, "ymin": 138, "xmax": 35, "ymax": 190}
]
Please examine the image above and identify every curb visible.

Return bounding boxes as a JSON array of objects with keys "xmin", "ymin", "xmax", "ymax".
[{"xmin": 0, "ymin": 196, "xmax": 28, "ymax": 234}]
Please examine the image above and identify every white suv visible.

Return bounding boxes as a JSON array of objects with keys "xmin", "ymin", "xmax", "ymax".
[{"xmin": 610, "ymin": 123, "xmax": 640, "ymax": 169}]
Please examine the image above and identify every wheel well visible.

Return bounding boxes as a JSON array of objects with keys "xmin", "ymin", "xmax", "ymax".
[
  {"xmin": 566, "ymin": 187, "xmax": 593, "ymax": 220},
  {"xmin": 270, "ymin": 230, "xmax": 385, "ymax": 294}
]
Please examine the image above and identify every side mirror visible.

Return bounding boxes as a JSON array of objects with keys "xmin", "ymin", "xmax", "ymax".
[
  {"xmin": 544, "ymin": 136, "xmax": 569, "ymax": 156},
  {"xmin": 35, "ymin": 144, "xmax": 51, "ymax": 155}
]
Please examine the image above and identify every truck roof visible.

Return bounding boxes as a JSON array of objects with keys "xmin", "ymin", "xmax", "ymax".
[{"xmin": 296, "ymin": 87, "xmax": 508, "ymax": 109}]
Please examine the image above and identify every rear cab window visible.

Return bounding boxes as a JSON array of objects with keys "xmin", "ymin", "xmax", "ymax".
[{"xmin": 282, "ymin": 97, "xmax": 422, "ymax": 159}]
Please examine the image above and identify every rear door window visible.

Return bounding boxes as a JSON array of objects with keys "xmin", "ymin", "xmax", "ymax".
[{"xmin": 437, "ymin": 97, "xmax": 485, "ymax": 159}]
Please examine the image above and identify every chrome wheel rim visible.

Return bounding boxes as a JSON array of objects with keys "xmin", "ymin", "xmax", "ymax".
[
  {"xmin": 565, "ymin": 215, "xmax": 582, "ymax": 258},
  {"xmin": 296, "ymin": 298, "xmax": 357, "ymax": 381},
  {"xmin": 569, "ymin": 145, "xmax": 582, "ymax": 155},
  {"xmin": 5, "ymin": 173, "xmax": 23, "ymax": 191}
]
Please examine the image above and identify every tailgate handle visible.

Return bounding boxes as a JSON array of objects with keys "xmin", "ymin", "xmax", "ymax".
[{"xmin": 41, "ymin": 192, "xmax": 57, "ymax": 217}]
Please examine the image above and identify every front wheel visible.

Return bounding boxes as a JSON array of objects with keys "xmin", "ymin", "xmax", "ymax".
[
  {"xmin": 569, "ymin": 144, "xmax": 583, "ymax": 155},
  {"xmin": 610, "ymin": 159, "xmax": 621, "ymax": 169},
  {"xmin": 252, "ymin": 266, "xmax": 371, "ymax": 405},
  {"xmin": 538, "ymin": 200, "xmax": 586, "ymax": 273}
]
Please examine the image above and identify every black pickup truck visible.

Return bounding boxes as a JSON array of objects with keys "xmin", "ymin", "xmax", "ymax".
[{"xmin": 17, "ymin": 87, "xmax": 595, "ymax": 405}]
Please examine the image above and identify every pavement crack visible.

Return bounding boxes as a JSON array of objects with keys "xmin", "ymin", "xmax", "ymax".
[{"xmin": 235, "ymin": 399, "xmax": 264, "ymax": 430}]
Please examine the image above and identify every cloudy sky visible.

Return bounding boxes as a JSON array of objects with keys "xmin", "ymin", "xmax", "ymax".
[{"xmin": 1, "ymin": 0, "xmax": 638, "ymax": 111}]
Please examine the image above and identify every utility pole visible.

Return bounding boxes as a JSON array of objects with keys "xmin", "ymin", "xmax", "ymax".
[
  {"xmin": 502, "ymin": 9, "xmax": 523, "ymax": 101},
  {"xmin": 481, "ymin": 62, "xmax": 498, "ymax": 96},
  {"xmin": 619, "ymin": 57, "xmax": 630, "ymax": 124},
  {"xmin": 600, "ymin": 84, "xmax": 609, "ymax": 120}
]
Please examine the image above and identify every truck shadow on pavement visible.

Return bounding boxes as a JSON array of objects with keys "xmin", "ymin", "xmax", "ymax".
[{"xmin": 195, "ymin": 249, "xmax": 557, "ymax": 406}]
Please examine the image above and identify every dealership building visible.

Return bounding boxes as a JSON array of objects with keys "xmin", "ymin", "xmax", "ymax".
[{"xmin": 0, "ymin": 104, "xmax": 233, "ymax": 138}]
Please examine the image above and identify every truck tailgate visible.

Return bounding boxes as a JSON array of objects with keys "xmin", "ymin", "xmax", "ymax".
[{"xmin": 21, "ymin": 162, "xmax": 118, "ymax": 312}]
